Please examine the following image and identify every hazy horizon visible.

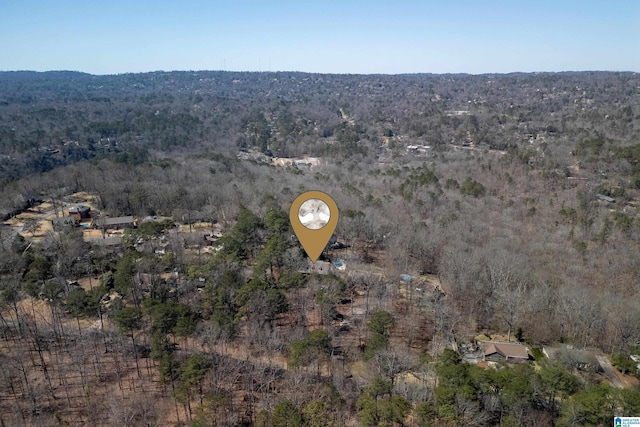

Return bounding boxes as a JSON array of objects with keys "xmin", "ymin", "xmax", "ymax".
[{"xmin": 1, "ymin": 69, "xmax": 637, "ymax": 77}]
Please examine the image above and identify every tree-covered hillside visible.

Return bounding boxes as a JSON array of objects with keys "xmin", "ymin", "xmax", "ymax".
[
  {"xmin": 1, "ymin": 71, "xmax": 639, "ymax": 426},
  {"xmin": 1, "ymin": 71, "xmax": 638, "ymax": 181}
]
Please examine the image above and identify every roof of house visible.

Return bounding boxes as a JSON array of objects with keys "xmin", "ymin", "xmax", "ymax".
[
  {"xmin": 102, "ymin": 216, "xmax": 134, "ymax": 226},
  {"xmin": 69, "ymin": 205, "xmax": 91, "ymax": 213},
  {"xmin": 297, "ymin": 260, "xmax": 332, "ymax": 275},
  {"xmin": 95, "ymin": 216, "xmax": 133, "ymax": 227},
  {"xmin": 596, "ymin": 194, "xmax": 615, "ymax": 203},
  {"xmin": 483, "ymin": 341, "xmax": 529, "ymax": 359},
  {"xmin": 543, "ymin": 345, "xmax": 601, "ymax": 369}
]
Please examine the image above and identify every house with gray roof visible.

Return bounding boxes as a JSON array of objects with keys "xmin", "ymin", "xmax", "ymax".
[{"xmin": 93, "ymin": 216, "xmax": 135, "ymax": 230}]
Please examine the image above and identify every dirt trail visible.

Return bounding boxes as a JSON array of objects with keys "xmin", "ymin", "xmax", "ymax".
[{"xmin": 596, "ymin": 355, "xmax": 623, "ymax": 388}]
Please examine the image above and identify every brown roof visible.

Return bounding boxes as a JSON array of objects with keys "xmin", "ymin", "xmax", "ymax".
[
  {"xmin": 484, "ymin": 343, "xmax": 497, "ymax": 355},
  {"xmin": 483, "ymin": 341, "xmax": 529, "ymax": 360}
]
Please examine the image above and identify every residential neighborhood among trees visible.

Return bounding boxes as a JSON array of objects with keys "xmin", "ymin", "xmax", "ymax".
[{"xmin": 1, "ymin": 70, "xmax": 640, "ymax": 426}]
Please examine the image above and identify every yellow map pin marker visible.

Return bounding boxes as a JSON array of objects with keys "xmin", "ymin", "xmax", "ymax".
[{"xmin": 290, "ymin": 191, "xmax": 339, "ymax": 263}]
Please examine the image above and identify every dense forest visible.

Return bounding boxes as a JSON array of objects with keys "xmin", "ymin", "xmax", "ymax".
[
  {"xmin": 0, "ymin": 71, "xmax": 640, "ymax": 426},
  {"xmin": 0, "ymin": 70, "xmax": 638, "ymax": 183}
]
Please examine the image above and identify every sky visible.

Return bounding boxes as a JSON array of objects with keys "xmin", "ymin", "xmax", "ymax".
[{"xmin": 1, "ymin": 0, "xmax": 638, "ymax": 75}]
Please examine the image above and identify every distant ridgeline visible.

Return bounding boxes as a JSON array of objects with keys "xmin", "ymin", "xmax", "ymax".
[{"xmin": 0, "ymin": 70, "xmax": 638, "ymax": 181}]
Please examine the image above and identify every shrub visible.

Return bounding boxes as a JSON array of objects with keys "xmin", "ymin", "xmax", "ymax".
[{"xmin": 460, "ymin": 177, "xmax": 486, "ymax": 197}]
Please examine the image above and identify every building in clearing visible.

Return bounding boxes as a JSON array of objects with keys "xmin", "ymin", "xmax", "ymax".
[
  {"xmin": 93, "ymin": 216, "xmax": 135, "ymax": 230},
  {"xmin": 596, "ymin": 194, "xmax": 615, "ymax": 203},
  {"xmin": 542, "ymin": 345, "xmax": 602, "ymax": 372},
  {"xmin": 482, "ymin": 341, "xmax": 529, "ymax": 363},
  {"xmin": 406, "ymin": 145, "xmax": 432, "ymax": 154},
  {"xmin": 68, "ymin": 205, "xmax": 91, "ymax": 220}
]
